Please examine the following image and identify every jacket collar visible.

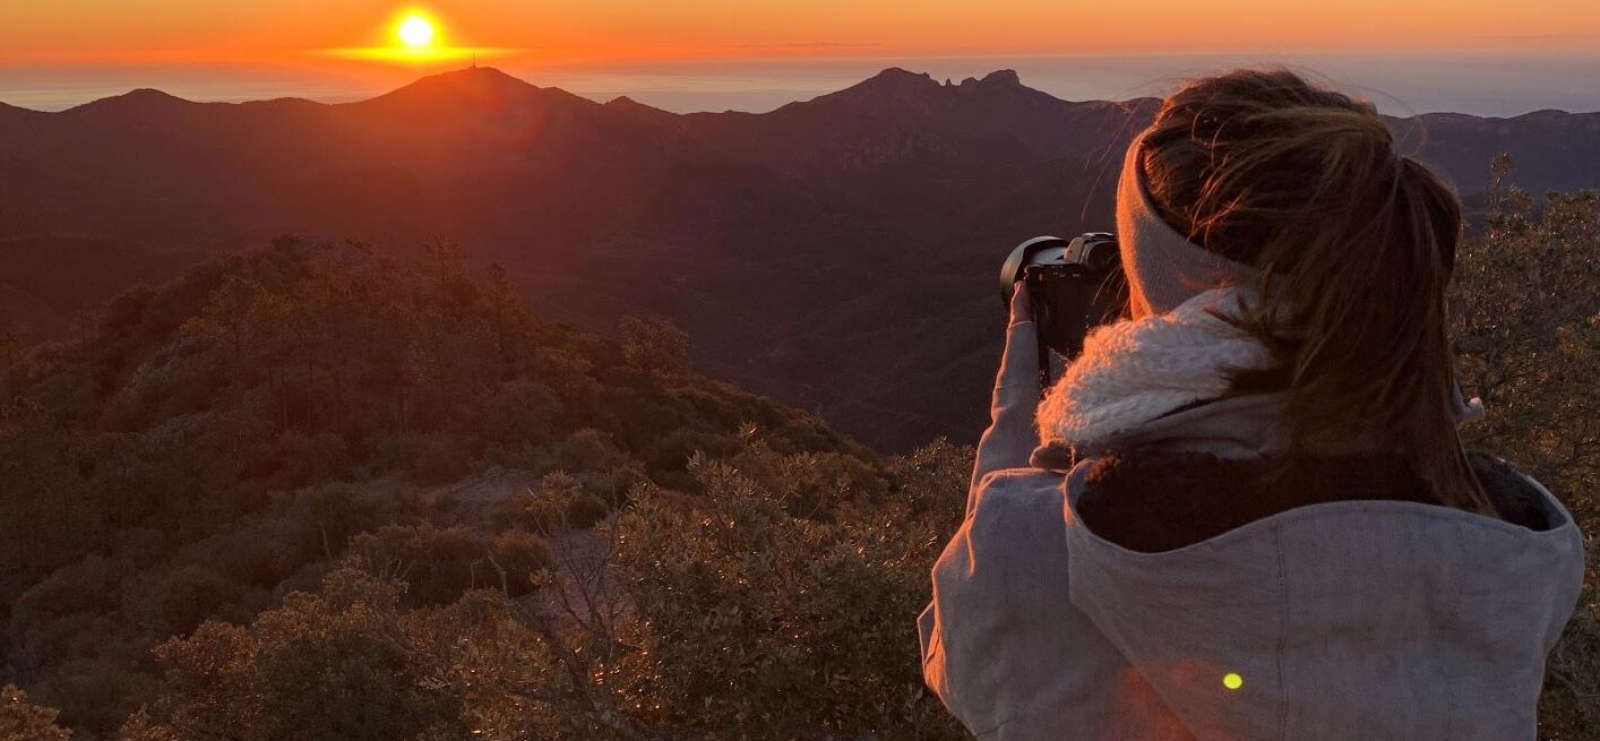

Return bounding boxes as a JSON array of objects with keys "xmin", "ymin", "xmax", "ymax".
[{"xmin": 1032, "ymin": 392, "xmax": 1290, "ymax": 471}]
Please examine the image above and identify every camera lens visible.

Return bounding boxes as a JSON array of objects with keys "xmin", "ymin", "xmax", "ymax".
[{"xmin": 1086, "ymin": 243, "xmax": 1117, "ymax": 271}]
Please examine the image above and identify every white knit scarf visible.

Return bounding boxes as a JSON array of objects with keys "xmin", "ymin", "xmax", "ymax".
[{"xmin": 1036, "ymin": 286, "xmax": 1275, "ymax": 449}]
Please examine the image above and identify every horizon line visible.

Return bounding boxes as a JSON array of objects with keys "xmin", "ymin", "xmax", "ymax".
[{"xmin": 3, "ymin": 61, "xmax": 1598, "ymax": 119}]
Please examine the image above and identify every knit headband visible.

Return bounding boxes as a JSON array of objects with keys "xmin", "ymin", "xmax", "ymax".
[
  {"xmin": 1110, "ymin": 129, "xmax": 1485, "ymax": 422},
  {"xmin": 1116, "ymin": 130, "xmax": 1262, "ymax": 319}
]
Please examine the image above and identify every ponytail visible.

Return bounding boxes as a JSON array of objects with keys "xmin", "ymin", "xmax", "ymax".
[{"xmin": 1140, "ymin": 69, "xmax": 1491, "ymax": 513}]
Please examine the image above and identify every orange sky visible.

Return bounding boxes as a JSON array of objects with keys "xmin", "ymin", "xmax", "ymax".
[{"xmin": 3, "ymin": 0, "xmax": 1598, "ymax": 65}]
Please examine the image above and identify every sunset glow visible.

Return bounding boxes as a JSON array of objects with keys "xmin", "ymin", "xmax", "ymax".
[
  {"xmin": 1, "ymin": 1, "xmax": 1599, "ymax": 116},
  {"xmin": 1, "ymin": 1, "xmax": 1598, "ymax": 67}
]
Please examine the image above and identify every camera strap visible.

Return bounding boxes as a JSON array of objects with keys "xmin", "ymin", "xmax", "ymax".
[{"xmin": 1035, "ymin": 323, "xmax": 1053, "ymax": 396}]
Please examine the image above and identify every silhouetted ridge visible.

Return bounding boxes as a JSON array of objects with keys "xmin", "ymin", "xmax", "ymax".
[
  {"xmin": 385, "ymin": 66, "xmax": 535, "ymax": 94},
  {"xmin": 797, "ymin": 67, "xmax": 1057, "ymax": 119},
  {"xmin": 0, "ymin": 100, "xmax": 45, "ymax": 123},
  {"xmin": 605, "ymin": 95, "xmax": 668, "ymax": 114},
  {"xmin": 604, "ymin": 95, "xmax": 681, "ymax": 125},
  {"xmin": 801, "ymin": 68, "xmax": 945, "ymax": 112},
  {"xmin": 1510, "ymin": 108, "xmax": 1600, "ymax": 127},
  {"xmin": 65, "ymin": 87, "xmax": 195, "ymax": 115},
  {"xmin": 978, "ymin": 69, "xmax": 1021, "ymax": 87},
  {"xmin": 359, "ymin": 66, "xmax": 553, "ymax": 113},
  {"xmin": 864, "ymin": 67, "xmax": 940, "ymax": 87}
]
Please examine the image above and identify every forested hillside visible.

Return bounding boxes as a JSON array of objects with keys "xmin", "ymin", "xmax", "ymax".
[
  {"xmin": 0, "ymin": 238, "xmax": 972, "ymax": 740},
  {"xmin": 0, "ymin": 164, "xmax": 1595, "ymax": 740}
]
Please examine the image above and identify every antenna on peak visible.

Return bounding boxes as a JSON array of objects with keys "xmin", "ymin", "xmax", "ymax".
[{"xmin": 470, "ymin": 52, "xmax": 478, "ymax": 69}]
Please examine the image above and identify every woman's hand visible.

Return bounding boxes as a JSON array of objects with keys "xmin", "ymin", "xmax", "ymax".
[{"xmin": 967, "ymin": 284, "xmax": 1044, "ymax": 511}]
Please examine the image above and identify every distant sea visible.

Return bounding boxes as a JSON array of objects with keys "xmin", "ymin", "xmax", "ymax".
[{"xmin": 3, "ymin": 50, "xmax": 1599, "ymax": 117}]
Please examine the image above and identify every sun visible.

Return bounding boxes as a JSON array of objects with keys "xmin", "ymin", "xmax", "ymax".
[
  {"xmin": 397, "ymin": 14, "xmax": 436, "ymax": 48},
  {"xmin": 319, "ymin": 9, "xmax": 505, "ymax": 63}
]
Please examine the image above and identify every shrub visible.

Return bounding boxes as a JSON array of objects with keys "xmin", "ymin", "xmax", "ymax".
[
  {"xmin": 465, "ymin": 378, "xmax": 562, "ymax": 448},
  {"xmin": 618, "ymin": 316, "xmax": 689, "ymax": 377},
  {"xmin": 0, "ymin": 684, "xmax": 70, "ymax": 741},
  {"xmin": 126, "ymin": 564, "xmax": 249, "ymax": 639},
  {"xmin": 8, "ymin": 556, "xmax": 133, "ymax": 669},
  {"xmin": 487, "ymin": 530, "xmax": 552, "ymax": 597},
  {"xmin": 264, "ymin": 431, "xmax": 349, "ymax": 491},
  {"xmin": 639, "ymin": 427, "xmax": 742, "ymax": 473},
  {"xmin": 347, "ymin": 524, "xmax": 488, "ymax": 607},
  {"xmin": 26, "ymin": 659, "xmax": 154, "ymax": 739},
  {"xmin": 133, "ymin": 569, "xmax": 467, "ymax": 741},
  {"xmin": 553, "ymin": 429, "xmax": 632, "ymax": 473},
  {"xmin": 282, "ymin": 482, "xmax": 400, "ymax": 564},
  {"xmin": 1539, "ymin": 589, "xmax": 1599, "ymax": 737},
  {"xmin": 614, "ymin": 447, "xmax": 968, "ymax": 739},
  {"xmin": 563, "ymin": 493, "xmax": 610, "ymax": 530},
  {"xmin": 490, "ymin": 472, "xmax": 614, "ymax": 534},
  {"xmin": 406, "ymin": 432, "xmax": 473, "ymax": 485}
]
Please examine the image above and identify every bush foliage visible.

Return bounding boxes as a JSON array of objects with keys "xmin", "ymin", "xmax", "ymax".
[
  {"xmin": 0, "ymin": 238, "xmax": 868, "ymax": 740},
  {"xmin": 1453, "ymin": 159, "xmax": 1599, "ymax": 738}
]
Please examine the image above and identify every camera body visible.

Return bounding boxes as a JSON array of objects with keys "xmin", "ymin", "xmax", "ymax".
[{"xmin": 1000, "ymin": 233, "xmax": 1129, "ymax": 362}]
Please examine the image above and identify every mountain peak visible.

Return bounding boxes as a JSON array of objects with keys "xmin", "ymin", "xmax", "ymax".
[
  {"xmin": 66, "ymin": 87, "xmax": 195, "ymax": 115},
  {"xmin": 605, "ymin": 95, "xmax": 668, "ymax": 113},
  {"xmin": 860, "ymin": 67, "xmax": 940, "ymax": 92},
  {"xmin": 949, "ymin": 70, "xmax": 1022, "ymax": 89},
  {"xmin": 432, "ymin": 65, "xmax": 525, "ymax": 83},
  {"xmin": 800, "ymin": 67, "xmax": 1037, "ymax": 117},
  {"xmin": 979, "ymin": 69, "xmax": 1021, "ymax": 87},
  {"xmin": 604, "ymin": 95, "xmax": 680, "ymax": 123},
  {"xmin": 873, "ymin": 67, "xmax": 936, "ymax": 81},
  {"xmin": 801, "ymin": 68, "xmax": 945, "ymax": 114},
  {"xmin": 362, "ymin": 65, "xmax": 549, "ymax": 113},
  {"xmin": 399, "ymin": 65, "xmax": 535, "ymax": 94}
]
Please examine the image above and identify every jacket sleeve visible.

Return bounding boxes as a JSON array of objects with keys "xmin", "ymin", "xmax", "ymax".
[{"xmin": 968, "ymin": 289, "xmax": 1044, "ymax": 513}]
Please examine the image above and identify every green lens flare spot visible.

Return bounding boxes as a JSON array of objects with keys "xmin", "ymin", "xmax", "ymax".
[{"xmin": 1223, "ymin": 672, "xmax": 1244, "ymax": 690}]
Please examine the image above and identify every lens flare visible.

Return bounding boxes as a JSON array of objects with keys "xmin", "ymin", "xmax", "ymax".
[{"xmin": 1223, "ymin": 672, "xmax": 1244, "ymax": 690}]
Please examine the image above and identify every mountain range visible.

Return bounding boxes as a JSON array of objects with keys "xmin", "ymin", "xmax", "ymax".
[{"xmin": 4, "ymin": 66, "xmax": 1599, "ymax": 450}]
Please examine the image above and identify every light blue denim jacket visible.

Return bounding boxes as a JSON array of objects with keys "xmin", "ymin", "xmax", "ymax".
[{"xmin": 917, "ymin": 316, "xmax": 1587, "ymax": 741}]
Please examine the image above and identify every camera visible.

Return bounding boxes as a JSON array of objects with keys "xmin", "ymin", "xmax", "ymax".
[{"xmin": 999, "ymin": 233, "xmax": 1129, "ymax": 381}]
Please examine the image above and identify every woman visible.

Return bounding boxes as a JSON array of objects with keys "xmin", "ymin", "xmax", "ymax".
[{"xmin": 917, "ymin": 70, "xmax": 1585, "ymax": 741}]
